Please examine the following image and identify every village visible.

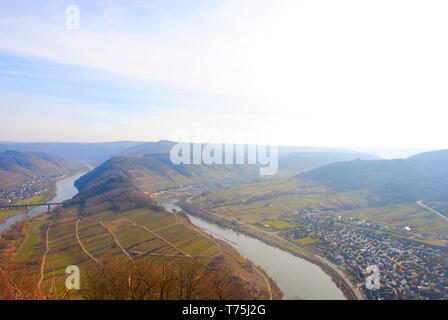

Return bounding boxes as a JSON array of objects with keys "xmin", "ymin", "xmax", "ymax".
[
  {"xmin": 152, "ymin": 180, "xmax": 448, "ymax": 300},
  {"xmin": 282, "ymin": 213, "xmax": 448, "ymax": 300},
  {"xmin": 0, "ymin": 174, "xmax": 62, "ymax": 205}
]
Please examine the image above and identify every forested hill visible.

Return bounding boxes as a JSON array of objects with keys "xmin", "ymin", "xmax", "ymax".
[{"xmin": 298, "ymin": 149, "xmax": 448, "ymax": 205}]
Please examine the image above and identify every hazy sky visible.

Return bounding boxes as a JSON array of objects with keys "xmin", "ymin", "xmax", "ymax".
[{"xmin": 0, "ymin": 0, "xmax": 447, "ymax": 153}]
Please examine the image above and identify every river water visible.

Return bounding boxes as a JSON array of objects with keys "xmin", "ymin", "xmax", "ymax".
[
  {"xmin": 0, "ymin": 173, "xmax": 85, "ymax": 236},
  {"xmin": 161, "ymin": 198, "xmax": 346, "ymax": 300}
]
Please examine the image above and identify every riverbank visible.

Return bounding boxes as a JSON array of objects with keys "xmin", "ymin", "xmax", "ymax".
[
  {"xmin": 177, "ymin": 197, "xmax": 363, "ymax": 300},
  {"xmin": 165, "ymin": 205, "xmax": 284, "ymax": 299},
  {"xmin": 0, "ymin": 169, "xmax": 88, "ymax": 223},
  {"xmin": 0, "ymin": 181, "xmax": 58, "ymax": 224},
  {"xmin": 0, "ymin": 171, "xmax": 87, "ymax": 237}
]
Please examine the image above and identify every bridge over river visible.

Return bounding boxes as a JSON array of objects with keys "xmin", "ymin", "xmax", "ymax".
[{"xmin": 0, "ymin": 202, "xmax": 65, "ymax": 212}]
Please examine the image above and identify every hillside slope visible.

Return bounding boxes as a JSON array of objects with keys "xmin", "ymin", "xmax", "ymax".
[
  {"xmin": 120, "ymin": 141, "xmax": 379, "ymax": 174},
  {"xmin": 77, "ymin": 142, "xmax": 380, "ymax": 193},
  {"xmin": 119, "ymin": 140, "xmax": 176, "ymax": 155},
  {"xmin": 75, "ymin": 153, "xmax": 261, "ymax": 193},
  {"xmin": 0, "ymin": 151, "xmax": 85, "ymax": 190},
  {"xmin": 1, "ymin": 164, "xmax": 282, "ymax": 299},
  {"xmin": 298, "ymin": 149, "xmax": 448, "ymax": 205}
]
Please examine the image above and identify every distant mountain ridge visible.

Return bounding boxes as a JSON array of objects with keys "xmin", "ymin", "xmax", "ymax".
[
  {"xmin": 119, "ymin": 140, "xmax": 379, "ymax": 157},
  {"xmin": 298, "ymin": 149, "xmax": 448, "ymax": 205},
  {"xmin": 76, "ymin": 143, "xmax": 379, "ymax": 194},
  {"xmin": 118, "ymin": 140, "xmax": 379, "ymax": 176},
  {"xmin": 0, "ymin": 140, "xmax": 379, "ymax": 169},
  {"xmin": 0, "ymin": 141, "xmax": 144, "ymax": 164}
]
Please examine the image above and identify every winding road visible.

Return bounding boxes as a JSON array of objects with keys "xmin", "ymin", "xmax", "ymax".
[{"xmin": 417, "ymin": 200, "xmax": 448, "ymax": 223}]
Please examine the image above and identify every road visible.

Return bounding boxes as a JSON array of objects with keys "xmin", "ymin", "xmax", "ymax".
[
  {"xmin": 417, "ymin": 200, "xmax": 448, "ymax": 223},
  {"xmin": 75, "ymin": 218, "xmax": 100, "ymax": 264}
]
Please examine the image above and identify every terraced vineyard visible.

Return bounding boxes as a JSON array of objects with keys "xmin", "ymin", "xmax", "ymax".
[{"xmin": 25, "ymin": 204, "xmax": 223, "ymax": 295}]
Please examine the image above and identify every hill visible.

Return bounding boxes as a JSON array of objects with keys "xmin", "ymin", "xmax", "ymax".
[
  {"xmin": 119, "ymin": 141, "xmax": 379, "ymax": 178},
  {"xmin": 76, "ymin": 145, "xmax": 378, "ymax": 194},
  {"xmin": 407, "ymin": 149, "xmax": 448, "ymax": 176},
  {"xmin": 0, "ymin": 162, "xmax": 281, "ymax": 300},
  {"xmin": 75, "ymin": 153, "xmax": 261, "ymax": 193},
  {"xmin": 0, "ymin": 141, "xmax": 143, "ymax": 164},
  {"xmin": 0, "ymin": 140, "xmax": 378, "ymax": 172},
  {"xmin": 0, "ymin": 151, "xmax": 85, "ymax": 191},
  {"xmin": 277, "ymin": 151, "xmax": 379, "ymax": 174},
  {"xmin": 119, "ymin": 140, "xmax": 176, "ymax": 155},
  {"xmin": 298, "ymin": 149, "xmax": 448, "ymax": 205}
]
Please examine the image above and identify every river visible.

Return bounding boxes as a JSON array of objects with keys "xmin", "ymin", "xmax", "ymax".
[
  {"xmin": 0, "ymin": 173, "xmax": 346, "ymax": 299},
  {"xmin": 161, "ymin": 198, "xmax": 346, "ymax": 300},
  {"xmin": 0, "ymin": 172, "xmax": 85, "ymax": 237}
]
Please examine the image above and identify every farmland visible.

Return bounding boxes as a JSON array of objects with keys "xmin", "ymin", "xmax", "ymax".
[
  {"xmin": 35, "ymin": 205, "xmax": 219, "ymax": 295},
  {"xmin": 1, "ymin": 192, "xmax": 281, "ymax": 299},
  {"xmin": 189, "ymin": 177, "xmax": 448, "ymax": 243},
  {"xmin": 180, "ymin": 175, "xmax": 448, "ymax": 299},
  {"xmin": 192, "ymin": 178, "xmax": 369, "ymax": 223}
]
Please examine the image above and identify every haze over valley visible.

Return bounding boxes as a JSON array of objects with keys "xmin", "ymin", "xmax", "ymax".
[{"xmin": 1, "ymin": 0, "xmax": 447, "ymax": 304}]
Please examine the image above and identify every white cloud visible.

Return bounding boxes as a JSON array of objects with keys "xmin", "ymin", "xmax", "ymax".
[{"xmin": 0, "ymin": 0, "xmax": 448, "ymax": 148}]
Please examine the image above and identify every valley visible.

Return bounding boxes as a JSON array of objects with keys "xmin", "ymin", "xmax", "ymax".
[
  {"xmin": 0, "ymin": 151, "xmax": 86, "ymax": 222},
  {"xmin": 0, "ymin": 168, "xmax": 281, "ymax": 300},
  {"xmin": 1, "ymin": 142, "xmax": 447, "ymax": 300},
  {"xmin": 180, "ymin": 177, "xmax": 448, "ymax": 299}
]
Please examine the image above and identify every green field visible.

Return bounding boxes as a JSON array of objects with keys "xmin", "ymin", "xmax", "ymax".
[
  {"xmin": 191, "ymin": 178, "xmax": 448, "ymax": 243},
  {"xmin": 265, "ymin": 220, "xmax": 295, "ymax": 230},
  {"xmin": 337, "ymin": 203, "xmax": 448, "ymax": 237},
  {"xmin": 193, "ymin": 178, "xmax": 369, "ymax": 223},
  {"xmin": 15, "ymin": 220, "xmax": 47, "ymax": 261}
]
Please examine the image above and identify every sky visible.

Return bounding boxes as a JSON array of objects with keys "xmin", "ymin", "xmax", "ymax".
[{"xmin": 0, "ymin": 0, "xmax": 447, "ymax": 157}]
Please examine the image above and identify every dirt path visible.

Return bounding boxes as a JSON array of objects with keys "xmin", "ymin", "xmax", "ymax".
[
  {"xmin": 37, "ymin": 222, "xmax": 52, "ymax": 295},
  {"xmin": 99, "ymin": 221, "xmax": 133, "ymax": 261},
  {"xmin": 129, "ymin": 250, "xmax": 191, "ymax": 258},
  {"xmin": 121, "ymin": 216, "xmax": 192, "ymax": 257},
  {"xmin": 75, "ymin": 218, "xmax": 100, "ymax": 264},
  {"xmin": 253, "ymin": 265, "xmax": 272, "ymax": 300}
]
